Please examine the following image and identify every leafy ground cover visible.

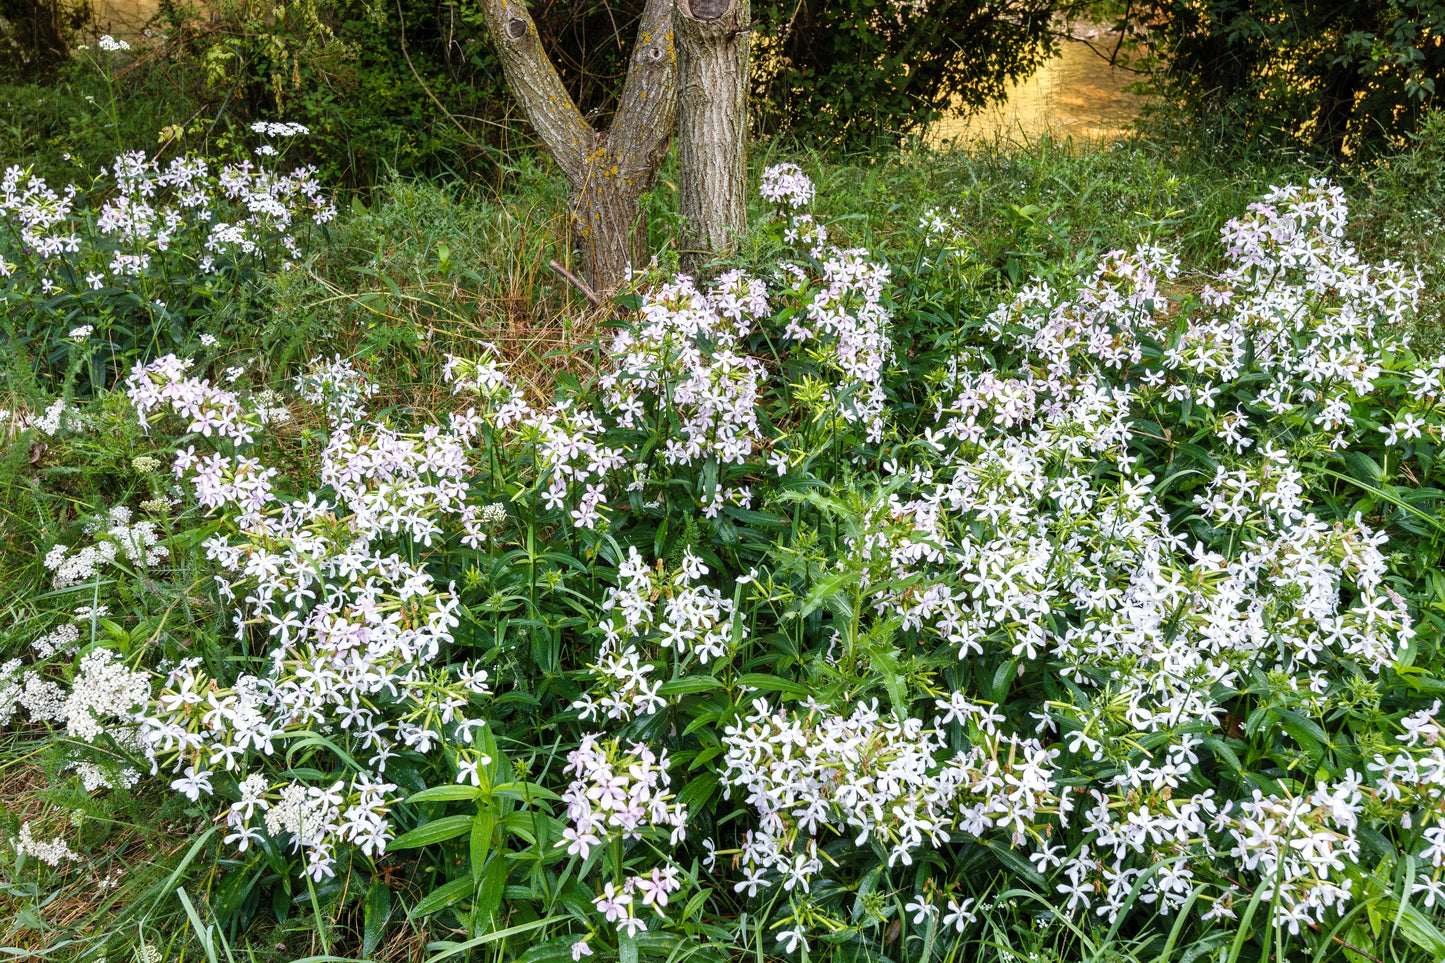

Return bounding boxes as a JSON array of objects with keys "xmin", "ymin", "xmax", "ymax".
[{"xmin": 1, "ymin": 99, "xmax": 1445, "ymax": 963}]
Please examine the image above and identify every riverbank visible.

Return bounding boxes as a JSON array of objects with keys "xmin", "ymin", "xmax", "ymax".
[{"xmin": 928, "ymin": 22, "xmax": 1149, "ymax": 145}]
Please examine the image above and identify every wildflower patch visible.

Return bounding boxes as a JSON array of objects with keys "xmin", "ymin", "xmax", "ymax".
[{"xmin": 2, "ymin": 162, "xmax": 1444, "ymax": 962}]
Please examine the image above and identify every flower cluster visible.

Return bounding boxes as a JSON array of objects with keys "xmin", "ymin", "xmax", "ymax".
[
  {"xmin": 10, "ymin": 822, "xmax": 81, "ymax": 867},
  {"xmin": 699, "ymin": 179, "xmax": 1436, "ymax": 943},
  {"xmin": 561, "ymin": 735, "xmax": 687, "ymax": 859},
  {"xmin": 0, "ymin": 145, "xmax": 335, "ymax": 376},
  {"xmin": 762, "ymin": 165, "xmax": 895, "ymax": 441},
  {"xmin": 759, "ymin": 163, "xmax": 816, "ymax": 210},
  {"xmin": 722, "ymin": 697, "xmax": 1059, "ymax": 886},
  {"xmin": 42, "ymin": 506, "xmax": 168, "ymax": 588},
  {"xmin": 448, "ymin": 267, "xmax": 774, "ymax": 527},
  {"xmin": 607, "ymin": 273, "xmax": 770, "ymax": 470},
  {"xmin": 111, "ymin": 350, "xmax": 495, "ymax": 880},
  {"xmin": 574, "ymin": 546, "xmax": 744, "ymax": 722},
  {"xmin": 561, "ymin": 735, "xmax": 688, "ymax": 938},
  {"xmin": 294, "ymin": 354, "xmax": 379, "ymax": 426},
  {"xmin": 250, "ymin": 121, "xmax": 311, "ymax": 139}
]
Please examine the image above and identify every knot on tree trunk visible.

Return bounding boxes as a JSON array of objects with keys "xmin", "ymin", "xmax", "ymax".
[{"xmin": 682, "ymin": 0, "xmax": 734, "ymax": 22}]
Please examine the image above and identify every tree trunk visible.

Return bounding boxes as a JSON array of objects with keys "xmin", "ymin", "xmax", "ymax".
[
  {"xmin": 479, "ymin": 0, "xmax": 677, "ymax": 293},
  {"xmin": 675, "ymin": 0, "xmax": 751, "ymax": 270}
]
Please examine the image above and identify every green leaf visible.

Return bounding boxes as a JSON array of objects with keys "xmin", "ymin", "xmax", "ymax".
[
  {"xmin": 735, "ymin": 673, "xmax": 811, "ymax": 698},
  {"xmin": 688, "ymin": 745, "xmax": 721, "ymax": 771},
  {"xmin": 1342, "ymin": 450, "xmax": 1385, "ymax": 484},
  {"xmin": 412, "ymin": 877, "xmax": 474, "ymax": 918},
  {"xmin": 471, "ymin": 809, "xmax": 495, "ymax": 885},
  {"xmin": 985, "ymin": 839, "xmax": 1044, "ymax": 886},
  {"xmin": 683, "ymin": 707, "xmax": 723, "ymax": 737},
  {"xmin": 987, "ymin": 659, "xmax": 1018, "ymax": 703},
  {"xmin": 1316, "ymin": 467, "xmax": 1445, "ymax": 536},
  {"xmin": 861, "ymin": 629, "xmax": 908, "ymax": 712},
  {"xmin": 1175, "ymin": 442, "xmax": 1219, "ymax": 472},
  {"xmin": 517, "ymin": 937, "xmax": 584, "ymax": 963},
  {"xmin": 659, "ymin": 675, "xmax": 725, "ymax": 696},
  {"xmin": 492, "ymin": 781, "xmax": 564, "ymax": 803},
  {"xmin": 1202, "ymin": 734, "xmax": 1244, "ymax": 775},
  {"xmin": 363, "ymin": 880, "xmax": 393, "ymax": 957},
  {"xmin": 722, "ymin": 508, "xmax": 787, "ymax": 528},
  {"xmin": 407, "ymin": 785, "xmax": 486, "ymax": 804},
  {"xmin": 420, "ymin": 916, "xmax": 564, "ymax": 962},
  {"xmin": 799, "ymin": 568, "xmax": 853, "ymax": 619},
  {"xmin": 1395, "ymin": 900, "xmax": 1445, "ymax": 956},
  {"xmin": 477, "ymin": 854, "xmax": 509, "ymax": 922},
  {"xmin": 851, "ymin": 865, "xmax": 883, "ymax": 924},
  {"xmin": 676, "ymin": 772, "xmax": 719, "ymax": 813},
  {"xmin": 391, "ymin": 814, "xmax": 475, "ymax": 850},
  {"xmin": 1274, "ymin": 707, "xmax": 1329, "ymax": 760}
]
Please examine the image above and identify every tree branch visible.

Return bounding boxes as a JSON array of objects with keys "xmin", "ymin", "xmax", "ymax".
[
  {"xmin": 548, "ymin": 259, "xmax": 603, "ymax": 306},
  {"xmin": 607, "ymin": 0, "xmax": 680, "ymax": 184},
  {"xmin": 477, "ymin": 0, "xmax": 594, "ymax": 183}
]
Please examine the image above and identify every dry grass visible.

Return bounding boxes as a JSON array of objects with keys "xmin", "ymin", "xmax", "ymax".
[{"xmin": 0, "ymin": 762, "xmax": 173, "ymax": 955}]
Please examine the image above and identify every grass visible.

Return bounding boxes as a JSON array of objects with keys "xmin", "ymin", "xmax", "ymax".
[{"xmin": 1, "ymin": 62, "xmax": 1445, "ymax": 961}]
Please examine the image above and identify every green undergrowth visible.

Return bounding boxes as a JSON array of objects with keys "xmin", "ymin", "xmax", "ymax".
[
  {"xmin": 0, "ymin": 117, "xmax": 1443, "ymax": 963},
  {"xmin": 254, "ymin": 126, "xmax": 1445, "ymax": 411}
]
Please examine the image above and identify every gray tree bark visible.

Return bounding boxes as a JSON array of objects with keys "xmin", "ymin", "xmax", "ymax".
[
  {"xmin": 478, "ymin": 0, "xmax": 677, "ymax": 293},
  {"xmin": 674, "ymin": 0, "xmax": 751, "ymax": 271}
]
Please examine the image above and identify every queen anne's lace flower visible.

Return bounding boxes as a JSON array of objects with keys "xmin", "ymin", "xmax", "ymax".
[{"xmin": 10, "ymin": 822, "xmax": 80, "ymax": 866}]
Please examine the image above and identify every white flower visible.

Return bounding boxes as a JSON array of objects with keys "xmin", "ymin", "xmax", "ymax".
[
  {"xmin": 170, "ymin": 766, "xmax": 214, "ymax": 801},
  {"xmin": 776, "ymin": 925, "xmax": 808, "ymax": 954},
  {"xmin": 455, "ymin": 757, "xmax": 481, "ymax": 787},
  {"xmin": 905, "ymin": 895, "xmax": 936, "ymax": 924}
]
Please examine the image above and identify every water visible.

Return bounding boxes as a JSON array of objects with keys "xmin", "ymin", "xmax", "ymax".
[{"xmin": 928, "ymin": 30, "xmax": 1149, "ymax": 146}]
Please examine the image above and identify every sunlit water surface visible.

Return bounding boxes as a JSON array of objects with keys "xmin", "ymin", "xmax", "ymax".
[{"xmin": 929, "ymin": 33, "xmax": 1149, "ymax": 145}]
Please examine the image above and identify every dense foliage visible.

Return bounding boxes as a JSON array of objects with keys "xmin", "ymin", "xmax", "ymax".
[
  {"xmin": 748, "ymin": 0, "xmax": 1061, "ymax": 145},
  {"xmin": 0, "ymin": 0, "xmax": 85, "ymax": 74},
  {"xmin": 4, "ymin": 116, "xmax": 1445, "ymax": 963},
  {"xmin": 1126, "ymin": 0, "xmax": 1445, "ymax": 159}
]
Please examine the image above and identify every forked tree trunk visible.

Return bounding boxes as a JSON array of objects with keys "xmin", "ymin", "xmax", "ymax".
[
  {"xmin": 675, "ymin": 0, "xmax": 751, "ymax": 270},
  {"xmin": 479, "ymin": 0, "xmax": 677, "ymax": 292}
]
